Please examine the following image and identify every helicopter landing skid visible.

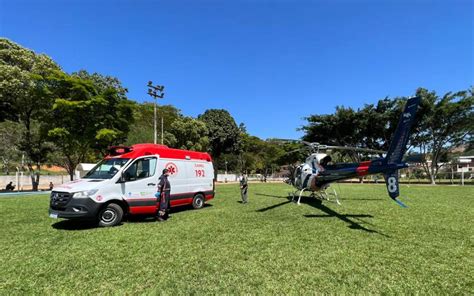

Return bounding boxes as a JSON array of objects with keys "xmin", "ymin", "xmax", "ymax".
[{"xmin": 292, "ymin": 187, "xmax": 341, "ymax": 205}]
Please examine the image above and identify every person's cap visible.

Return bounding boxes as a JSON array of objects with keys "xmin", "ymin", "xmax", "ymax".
[{"xmin": 162, "ymin": 168, "xmax": 169, "ymax": 174}]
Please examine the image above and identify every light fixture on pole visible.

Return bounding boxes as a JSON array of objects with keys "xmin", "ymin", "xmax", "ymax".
[{"xmin": 146, "ymin": 81, "xmax": 165, "ymax": 144}]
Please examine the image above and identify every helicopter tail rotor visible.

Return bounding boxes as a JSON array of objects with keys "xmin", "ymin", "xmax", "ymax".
[{"xmin": 383, "ymin": 171, "xmax": 407, "ymax": 208}]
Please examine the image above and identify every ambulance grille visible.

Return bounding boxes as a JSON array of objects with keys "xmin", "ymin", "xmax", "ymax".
[{"xmin": 50, "ymin": 191, "xmax": 72, "ymax": 210}]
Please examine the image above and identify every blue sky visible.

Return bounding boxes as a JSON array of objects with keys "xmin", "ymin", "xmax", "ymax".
[{"xmin": 1, "ymin": 0, "xmax": 472, "ymax": 139}]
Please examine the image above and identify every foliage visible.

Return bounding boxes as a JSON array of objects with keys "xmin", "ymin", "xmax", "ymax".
[
  {"xmin": 168, "ymin": 116, "xmax": 209, "ymax": 151},
  {"xmin": 125, "ymin": 103, "xmax": 181, "ymax": 146},
  {"xmin": 198, "ymin": 109, "xmax": 241, "ymax": 157},
  {"xmin": 301, "ymin": 98, "xmax": 404, "ymax": 162},
  {"xmin": 72, "ymin": 70, "xmax": 129, "ymax": 100},
  {"xmin": 46, "ymin": 72, "xmax": 134, "ymax": 179},
  {"xmin": 0, "ymin": 38, "xmax": 61, "ymax": 189},
  {"xmin": 0, "ymin": 121, "xmax": 23, "ymax": 174},
  {"xmin": 412, "ymin": 87, "xmax": 474, "ymax": 184},
  {"xmin": 0, "ymin": 184, "xmax": 472, "ymax": 294}
]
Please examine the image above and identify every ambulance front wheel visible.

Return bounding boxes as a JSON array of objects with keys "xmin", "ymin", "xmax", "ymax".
[
  {"xmin": 98, "ymin": 203, "xmax": 123, "ymax": 227},
  {"xmin": 192, "ymin": 194, "xmax": 205, "ymax": 209}
]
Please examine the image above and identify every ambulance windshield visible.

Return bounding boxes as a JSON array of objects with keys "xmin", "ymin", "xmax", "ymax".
[{"xmin": 83, "ymin": 158, "xmax": 130, "ymax": 179}]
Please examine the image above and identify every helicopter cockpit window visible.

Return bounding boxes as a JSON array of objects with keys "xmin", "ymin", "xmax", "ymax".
[{"xmin": 320, "ymin": 155, "xmax": 332, "ymax": 167}]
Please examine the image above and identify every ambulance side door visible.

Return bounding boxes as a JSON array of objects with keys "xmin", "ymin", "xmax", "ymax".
[{"xmin": 120, "ymin": 156, "xmax": 158, "ymax": 214}]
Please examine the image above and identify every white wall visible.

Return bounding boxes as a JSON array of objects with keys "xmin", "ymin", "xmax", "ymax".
[{"xmin": 0, "ymin": 174, "xmax": 68, "ymax": 191}]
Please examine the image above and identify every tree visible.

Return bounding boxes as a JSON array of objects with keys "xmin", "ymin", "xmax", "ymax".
[
  {"xmin": 412, "ymin": 88, "xmax": 473, "ymax": 184},
  {"xmin": 236, "ymin": 134, "xmax": 286, "ymax": 175},
  {"xmin": 301, "ymin": 97, "xmax": 407, "ymax": 163},
  {"xmin": 198, "ymin": 109, "xmax": 241, "ymax": 158},
  {"xmin": 46, "ymin": 72, "xmax": 134, "ymax": 180},
  {"xmin": 0, "ymin": 121, "xmax": 23, "ymax": 175},
  {"xmin": 72, "ymin": 70, "xmax": 129, "ymax": 100},
  {"xmin": 0, "ymin": 38, "xmax": 61, "ymax": 190},
  {"xmin": 126, "ymin": 103, "xmax": 181, "ymax": 146},
  {"xmin": 168, "ymin": 116, "xmax": 209, "ymax": 151},
  {"xmin": 302, "ymin": 106, "xmax": 364, "ymax": 163}
]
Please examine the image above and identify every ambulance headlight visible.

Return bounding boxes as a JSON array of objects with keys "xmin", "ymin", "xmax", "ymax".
[{"xmin": 73, "ymin": 189, "xmax": 98, "ymax": 198}]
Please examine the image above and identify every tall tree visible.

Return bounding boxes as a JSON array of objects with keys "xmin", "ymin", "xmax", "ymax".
[
  {"xmin": 198, "ymin": 109, "xmax": 241, "ymax": 158},
  {"xmin": 0, "ymin": 38, "xmax": 61, "ymax": 189},
  {"xmin": 126, "ymin": 103, "xmax": 181, "ymax": 146},
  {"xmin": 72, "ymin": 70, "xmax": 129, "ymax": 100},
  {"xmin": 0, "ymin": 121, "xmax": 23, "ymax": 175},
  {"xmin": 301, "ymin": 98, "xmax": 406, "ymax": 163},
  {"xmin": 46, "ymin": 72, "xmax": 134, "ymax": 180},
  {"xmin": 412, "ymin": 87, "xmax": 473, "ymax": 184},
  {"xmin": 168, "ymin": 116, "xmax": 209, "ymax": 151}
]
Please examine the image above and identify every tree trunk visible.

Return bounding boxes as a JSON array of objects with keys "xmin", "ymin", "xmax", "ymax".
[
  {"xmin": 65, "ymin": 161, "xmax": 75, "ymax": 181},
  {"xmin": 2, "ymin": 157, "xmax": 9, "ymax": 175},
  {"xmin": 27, "ymin": 163, "xmax": 40, "ymax": 191}
]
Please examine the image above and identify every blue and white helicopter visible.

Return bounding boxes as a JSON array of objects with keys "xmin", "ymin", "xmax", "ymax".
[{"xmin": 286, "ymin": 96, "xmax": 421, "ymax": 207}]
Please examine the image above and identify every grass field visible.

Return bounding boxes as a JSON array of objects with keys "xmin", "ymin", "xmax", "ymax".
[{"xmin": 1, "ymin": 183, "xmax": 473, "ymax": 294}]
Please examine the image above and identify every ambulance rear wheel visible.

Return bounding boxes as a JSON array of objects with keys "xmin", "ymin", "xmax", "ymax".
[
  {"xmin": 192, "ymin": 194, "xmax": 205, "ymax": 209},
  {"xmin": 98, "ymin": 203, "xmax": 123, "ymax": 227}
]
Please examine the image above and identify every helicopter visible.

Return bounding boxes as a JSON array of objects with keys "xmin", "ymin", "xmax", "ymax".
[{"xmin": 285, "ymin": 96, "xmax": 421, "ymax": 207}]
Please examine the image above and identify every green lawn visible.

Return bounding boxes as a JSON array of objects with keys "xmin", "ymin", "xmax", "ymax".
[{"xmin": 1, "ymin": 183, "xmax": 473, "ymax": 294}]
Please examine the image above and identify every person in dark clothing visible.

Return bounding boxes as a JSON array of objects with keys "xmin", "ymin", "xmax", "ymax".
[
  {"xmin": 156, "ymin": 168, "xmax": 171, "ymax": 221},
  {"xmin": 5, "ymin": 182, "xmax": 15, "ymax": 191},
  {"xmin": 240, "ymin": 173, "xmax": 248, "ymax": 204}
]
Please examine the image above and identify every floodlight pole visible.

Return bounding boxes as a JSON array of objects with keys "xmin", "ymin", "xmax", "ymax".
[
  {"xmin": 147, "ymin": 81, "xmax": 165, "ymax": 145},
  {"xmin": 225, "ymin": 159, "xmax": 228, "ymax": 183}
]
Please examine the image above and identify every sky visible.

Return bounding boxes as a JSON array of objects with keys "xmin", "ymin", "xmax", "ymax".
[{"xmin": 1, "ymin": 0, "xmax": 472, "ymax": 140}]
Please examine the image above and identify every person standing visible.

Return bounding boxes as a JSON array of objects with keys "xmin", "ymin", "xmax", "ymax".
[
  {"xmin": 240, "ymin": 173, "xmax": 248, "ymax": 204},
  {"xmin": 156, "ymin": 168, "xmax": 171, "ymax": 221}
]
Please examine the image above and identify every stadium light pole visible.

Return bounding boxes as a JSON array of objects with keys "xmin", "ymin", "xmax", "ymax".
[{"xmin": 147, "ymin": 81, "xmax": 165, "ymax": 144}]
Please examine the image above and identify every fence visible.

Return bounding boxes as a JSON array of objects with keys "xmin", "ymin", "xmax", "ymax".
[
  {"xmin": 0, "ymin": 173, "xmax": 68, "ymax": 191},
  {"xmin": 217, "ymin": 170, "xmax": 473, "ymax": 186}
]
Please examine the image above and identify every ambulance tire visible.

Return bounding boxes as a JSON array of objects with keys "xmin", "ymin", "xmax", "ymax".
[
  {"xmin": 98, "ymin": 203, "xmax": 123, "ymax": 227},
  {"xmin": 192, "ymin": 193, "xmax": 205, "ymax": 209}
]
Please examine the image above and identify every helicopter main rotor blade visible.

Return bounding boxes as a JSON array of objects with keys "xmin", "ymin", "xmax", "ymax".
[
  {"xmin": 323, "ymin": 145, "xmax": 386, "ymax": 154},
  {"xmin": 285, "ymin": 146, "xmax": 311, "ymax": 155},
  {"xmin": 301, "ymin": 141, "xmax": 318, "ymax": 147}
]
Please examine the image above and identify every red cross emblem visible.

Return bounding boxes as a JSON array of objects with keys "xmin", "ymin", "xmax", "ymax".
[{"xmin": 165, "ymin": 162, "xmax": 178, "ymax": 175}]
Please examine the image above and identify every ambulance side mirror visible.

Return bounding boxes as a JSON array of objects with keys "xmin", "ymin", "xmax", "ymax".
[{"xmin": 119, "ymin": 172, "xmax": 126, "ymax": 183}]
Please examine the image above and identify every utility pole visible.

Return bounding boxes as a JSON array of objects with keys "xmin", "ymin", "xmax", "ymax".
[
  {"xmin": 147, "ymin": 81, "xmax": 165, "ymax": 144},
  {"xmin": 225, "ymin": 158, "xmax": 228, "ymax": 183}
]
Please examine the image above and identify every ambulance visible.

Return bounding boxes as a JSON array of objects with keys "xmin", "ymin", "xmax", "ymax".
[{"xmin": 49, "ymin": 144, "xmax": 215, "ymax": 227}]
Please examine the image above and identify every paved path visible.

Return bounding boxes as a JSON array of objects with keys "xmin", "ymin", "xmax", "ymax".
[{"xmin": 0, "ymin": 191, "xmax": 51, "ymax": 197}]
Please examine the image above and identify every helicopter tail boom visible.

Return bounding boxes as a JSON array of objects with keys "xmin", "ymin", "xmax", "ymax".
[
  {"xmin": 380, "ymin": 96, "xmax": 420, "ymax": 206},
  {"xmin": 384, "ymin": 96, "xmax": 421, "ymax": 165}
]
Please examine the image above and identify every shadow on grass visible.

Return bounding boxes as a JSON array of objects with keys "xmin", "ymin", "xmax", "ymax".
[
  {"xmin": 52, "ymin": 220, "xmax": 105, "ymax": 231},
  {"xmin": 255, "ymin": 193, "xmax": 289, "ymax": 199},
  {"xmin": 342, "ymin": 198, "xmax": 384, "ymax": 201},
  {"xmin": 171, "ymin": 203, "xmax": 213, "ymax": 214},
  {"xmin": 257, "ymin": 200, "xmax": 293, "ymax": 212},
  {"xmin": 52, "ymin": 204, "xmax": 214, "ymax": 230},
  {"xmin": 255, "ymin": 193, "xmax": 293, "ymax": 212},
  {"xmin": 304, "ymin": 198, "xmax": 389, "ymax": 237}
]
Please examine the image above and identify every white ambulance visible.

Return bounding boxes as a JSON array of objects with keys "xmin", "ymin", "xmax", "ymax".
[{"xmin": 49, "ymin": 144, "xmax": 215, "ymax": 226}]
